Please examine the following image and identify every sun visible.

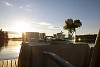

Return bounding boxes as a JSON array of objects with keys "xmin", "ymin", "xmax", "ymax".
[{"xmin": 13, "ymin": 21, "xmax": 31, "ymax": 33}]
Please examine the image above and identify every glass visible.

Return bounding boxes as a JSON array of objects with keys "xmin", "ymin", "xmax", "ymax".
[{"xmin": 68, "ymin": 29, "xmax": 76, "ymax": 43}]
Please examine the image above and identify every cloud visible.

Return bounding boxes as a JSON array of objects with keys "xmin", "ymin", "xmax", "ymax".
[
  {"xmin": 26, "ymin": 9, "xmax": 31, "ymax": 11},
  {"xmin": 19, "ymin": 6, "xmax": 23, "ymax": 9},
  {"xmin": 30, "ymin": 21, "xmax": 60, "ymax": 31},
  {"xmin": 36, "ymin": 22, "xmax": 62, "ymax": 35},
  {"xmin": 26, "ymin": 5, "xmax": 30, "ymax": 8},
  {"xmin": 3, "ymin": 2, "xmax": 13, "ymax": 7},
  {"xmin": 37, "ymin": 22, "xmax": 51, "ymax": 26},
  {"xmin": 19, "ymin": 5, "xmax": 32, "ymax": 11}
]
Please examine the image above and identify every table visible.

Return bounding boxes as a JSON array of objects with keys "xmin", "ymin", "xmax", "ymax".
[{"xmin": 18, "ymin": 42, "xmax": 91, "ymax": 67}]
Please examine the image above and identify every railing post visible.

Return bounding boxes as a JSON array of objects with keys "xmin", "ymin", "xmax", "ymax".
[
  {"xmin": 6, "ymin": 60, "xmax": 8, "ymax": 67},
  {"xmin": 2, "ymin": 60, "xmax": 4, "ymax": 67},
  {"xmin": 0, "ymin": 59, "xmax": 18, "ymax": 67},
  {"xmin": 11, "ymin": 60, "xmax": 12, "ymax": 67}
]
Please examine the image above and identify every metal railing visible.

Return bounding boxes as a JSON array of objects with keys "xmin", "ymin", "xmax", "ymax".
[
  {"xmin": 0, "ymin": 59, "xmax": 18, "ymax": 67},
  {"xmin": 42, "ymin": 52, "xmax": 74, "ymax": 67}
]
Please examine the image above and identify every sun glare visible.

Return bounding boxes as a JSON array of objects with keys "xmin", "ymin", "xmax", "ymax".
[{"xmin": 13, "ymin": 21, "xmax": 31, "ymax": 33}]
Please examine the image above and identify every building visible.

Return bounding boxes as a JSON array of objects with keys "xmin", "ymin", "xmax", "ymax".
[
  {"xmin": 53, "ymin": 32, "xmax": 65, "ymax": 40},
  {"xmin": 39, "ymin": 33, "xmax": 46, "ymax": 40},
  {"xmin": 76, "ymin": 34, "xmax": 97, "ymax": 43},
  {"xmin": 22, "ymin": 32, "xmax": 46, "ymax": 42}
]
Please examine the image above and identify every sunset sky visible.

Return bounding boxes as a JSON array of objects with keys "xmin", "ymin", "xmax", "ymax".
[{"xmin": 0, "ymin": 0, "xmax": 100, "ymax": 37}]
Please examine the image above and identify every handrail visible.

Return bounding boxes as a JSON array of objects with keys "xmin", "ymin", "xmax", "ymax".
[{"xmin": 42, "ymin": 52, "xmax": 74, "ymax": 67}]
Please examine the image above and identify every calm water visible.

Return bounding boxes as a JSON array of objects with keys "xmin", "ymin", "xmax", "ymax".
[{"xmin": 0, "ymin": 40, "xmax": 22, "ymax": 60}]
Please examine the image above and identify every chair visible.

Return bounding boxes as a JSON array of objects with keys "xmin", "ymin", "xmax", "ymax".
[
  {"xmin": 90, "ymin": 29, "xmax": 100, "ymax": 67},
  {"xmin": 42, "ymin": 52, "xmax": 74, "ymax": 67}
]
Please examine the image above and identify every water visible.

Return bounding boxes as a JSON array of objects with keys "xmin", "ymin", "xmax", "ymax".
[{"xmin": 0, "ymin": 40, "xmax": 22, "ymax": 60}]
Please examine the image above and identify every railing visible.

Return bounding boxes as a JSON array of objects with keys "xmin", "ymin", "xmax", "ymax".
[
  {"xmin": 42, "ymin": 52, "xmax": 74, "ymax": 67},
  {"xmin": 0, "ymin": 59, "xmax": 18, "ymax": 67}
]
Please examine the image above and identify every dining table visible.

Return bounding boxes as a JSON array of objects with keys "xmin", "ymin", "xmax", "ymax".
[{"xmin": 18, "ymin": 42, "xmax": 91, "ymax": 67}]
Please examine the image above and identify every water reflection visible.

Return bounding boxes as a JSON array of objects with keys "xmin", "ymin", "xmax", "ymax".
[
  {"xmin": 0, "ymin": 40, "xmax": 22, "ymax": 59},
  {"xmin": 0, "ymin": 40, "xmax": 8, "ymax": 52}
]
